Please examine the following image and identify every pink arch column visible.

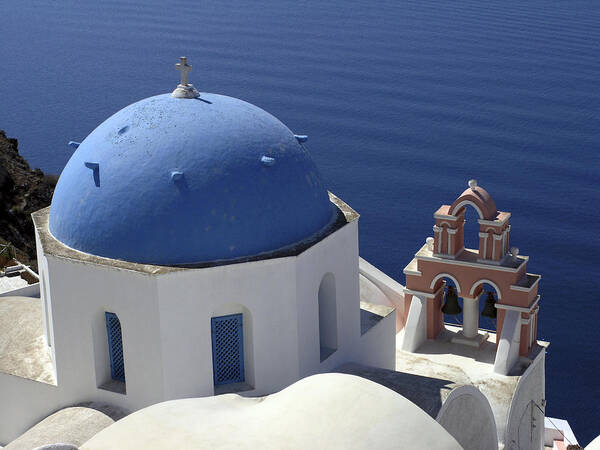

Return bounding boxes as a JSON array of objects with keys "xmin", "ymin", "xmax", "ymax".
[{"xmin": 427, "ymin": 289, "xmax": 445, "ymax": 339}]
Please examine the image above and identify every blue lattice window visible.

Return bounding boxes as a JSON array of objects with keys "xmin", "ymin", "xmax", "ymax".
[
  {"xmin": 105, "ymin": 312, "xmax": 125, "ymax": 382},
  {"xmin": 211, "ymin": 314, "xmax": 244, "ymax": 386}
]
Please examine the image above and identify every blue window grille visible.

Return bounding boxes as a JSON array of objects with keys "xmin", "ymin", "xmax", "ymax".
[
  {"xmin": 105, "ymin": 312, "xmax": 125, "ymax": 382},
  {"xmin": 211, "ymin": 314, "xmax": 244, "ymax": 386}
]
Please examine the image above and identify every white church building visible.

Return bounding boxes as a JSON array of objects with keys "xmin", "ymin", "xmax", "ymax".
[
  {"xmin": 0, "ymin": 57, "xmax": 397, "ymax": 444},
  {"xmin": 1, "ymin": 58, "xmax": 576, "ymax": 450}
]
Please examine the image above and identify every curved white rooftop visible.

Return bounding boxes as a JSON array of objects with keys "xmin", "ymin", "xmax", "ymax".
[{"xmin": 82, "ymin": 373, "xmax": 461, "ymax": 449}]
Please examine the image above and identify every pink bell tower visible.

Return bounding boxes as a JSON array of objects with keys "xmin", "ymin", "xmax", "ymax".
[{"xmin": 402, "ymin": 180, "xmax": 541, "ymax": 374}]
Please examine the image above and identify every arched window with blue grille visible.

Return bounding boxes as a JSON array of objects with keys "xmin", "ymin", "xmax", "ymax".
[
  {"xmin": 105, "ymin": 312, "xmax": 125, "ymax": 382},
  {"xmin": 211, "ymin": 314, "xmax": 244, "ymax": 386}
]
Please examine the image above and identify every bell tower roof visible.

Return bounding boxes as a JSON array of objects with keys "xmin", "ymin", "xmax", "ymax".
[{"xmin": 449, "ymin": 179, "xmax": 497, "ymax": 220}]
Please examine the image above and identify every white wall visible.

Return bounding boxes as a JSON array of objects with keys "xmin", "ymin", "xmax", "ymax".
[
  {"xmin": 36, "ymin": 228, "xmax": 55, "ymax": 357},
  {"xmin": 156, "ymin": 218, "xmax": 391, "ymax": 398},
  {"xmin": 0, "ymin": 282, "xmax": 40, "ymax": 298},
  {"xmin": 359, "ymin": 257, "xmax": 406, "ymax": 330},
  {"xmin": 357, "ymin": 307, "xmax": 396, "ymax": 371},
  {"xmin": 156, "ymin": 255, "xmax": 300, "ymax": 398},
  {"xmin": 436, "ymin": 385, "xmax": 498, "ymax": 450},
  {"xmin": 295, "ymin": 220, "xmax": 363, "ymax": 376},
  {"xmin": 505, "ymin": 351, "xmax": 546, "ymax": 450},
  {"xmin": 0, "ymin": 371, "xmax": 60, "ymax": 445},
  {"xmin": 401, "ymin": 294, "xmax": 427, "ymax": 353},
  {"xmin": 1, "ymin": 216, "xmax": 396, "ymax": 443},
  {"xmin": 494, "ymin": 309, "xmax": 521, "ymax": 375},
  {"xmin": 0, "ymin": 254, "xmax": 165, "ymax": 443},
  {"xmin": 47, "ymin": 256, "xmax": 165, "ymax": 409}
]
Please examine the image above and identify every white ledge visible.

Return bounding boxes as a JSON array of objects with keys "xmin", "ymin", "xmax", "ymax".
[{"xmin": 495, "ymin": 295, "xmax": 540, "ymax": 313}]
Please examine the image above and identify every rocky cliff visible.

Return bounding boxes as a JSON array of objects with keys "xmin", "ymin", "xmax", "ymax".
[{"xmin": 0, "ymin": 130, "xmax": 56, "ymax": 265}]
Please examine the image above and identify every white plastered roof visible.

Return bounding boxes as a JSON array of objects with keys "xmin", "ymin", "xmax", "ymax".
[{"xmin": 82, "ymin": 373, "xmax": 461, "ymax": 449}]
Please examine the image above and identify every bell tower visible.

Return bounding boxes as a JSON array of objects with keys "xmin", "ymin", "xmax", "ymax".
[
  {"xmin": 402, "ymin": 180, "xmax": 541, "ymax": 375},
  {"xmin": 432, "ymin": 179, "xmax": 512, "ymax": 262}
]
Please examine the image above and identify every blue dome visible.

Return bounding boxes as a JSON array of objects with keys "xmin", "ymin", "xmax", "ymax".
[{"xmin": 49, "ymin": 93, "xmax": 335, "ymax": 265}]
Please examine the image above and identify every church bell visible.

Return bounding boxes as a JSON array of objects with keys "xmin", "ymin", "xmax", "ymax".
[
  {"xmin": 481, "ymin": 291, "xmax": 497, "ymax": 319},
  {"xmin": 441, "ymin": 285, "xmax": 461, "ymax": 315}
]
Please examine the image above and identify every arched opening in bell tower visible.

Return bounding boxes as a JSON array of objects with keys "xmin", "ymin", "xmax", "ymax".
[
  {"xmin": 450, "ymin": 199, "xmax": 485, "ymax": 258},
  {"xmin": 463, "ymin": 205, "xmax": 481, "ymax": 252},
  {"xmin": 430, "ymin": 274, "xmax": 464, "ymax": 328},
  {"xmin": 469, "ymin": 280, "xmax": 502, "ymax": 332}
]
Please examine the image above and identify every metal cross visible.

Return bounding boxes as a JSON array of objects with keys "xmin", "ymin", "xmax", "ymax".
[{"xmin": 175, "ymin": 56, "xmax": 192, "ymax": 86}]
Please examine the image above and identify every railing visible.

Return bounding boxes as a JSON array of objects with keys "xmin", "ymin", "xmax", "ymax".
[{"xmin": 0, "ymin": 242, "xmax": 29, "ymax": 269}]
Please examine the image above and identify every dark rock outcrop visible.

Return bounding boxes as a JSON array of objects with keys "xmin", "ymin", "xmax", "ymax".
[{"xmin": 0, "ymin": 130, "xmax": 56, "ymax": 265}]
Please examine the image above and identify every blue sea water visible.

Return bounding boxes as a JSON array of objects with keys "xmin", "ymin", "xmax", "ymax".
[{"xmin": 0, "ymin": 0, "xmax": 598, "ymax": 443}]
